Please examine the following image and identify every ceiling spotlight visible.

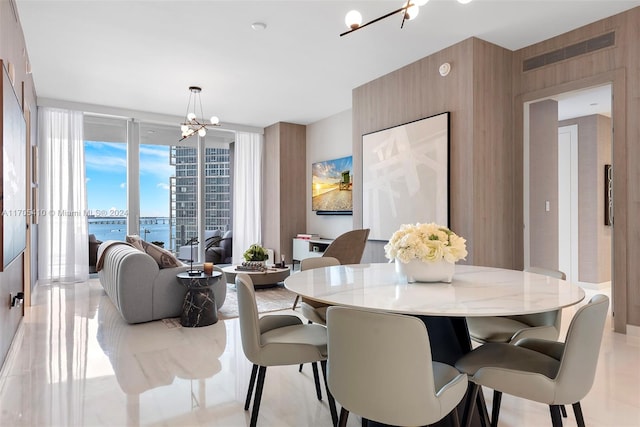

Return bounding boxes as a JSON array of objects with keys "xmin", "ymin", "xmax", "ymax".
[
  {"xmin": 179, "ymin": 86, "xmax": 221, "ymax": 142},
  {"xmin": 251, "ymin": 22, "xmax": 267, "ymax": 31},
  {"xmin": 457, "ymin": 0, "xmax": 473, "ymax": 4}
]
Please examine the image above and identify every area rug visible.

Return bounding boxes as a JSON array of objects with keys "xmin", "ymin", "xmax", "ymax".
[{"xmin": 217, "ymin": 283, "xmax": 298, "ymax": 320}]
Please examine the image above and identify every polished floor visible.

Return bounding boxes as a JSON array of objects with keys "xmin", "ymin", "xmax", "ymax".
[{"xmin": 0, "ymin": 281, "xmax": 638, "ymax": 426}]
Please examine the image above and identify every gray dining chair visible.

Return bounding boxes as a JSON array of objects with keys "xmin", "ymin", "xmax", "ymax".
[
  {"xmin": 298, "ymin": 256, "xmax": 341, "ymax": 325},
  {"xmin": 456, "ymin": 294, "xmax": 609, "ymax": 427},
  {"xmin": 236, "ymin": 274, "xmax": 338, "ymax": 427},
  {"xmin": 292, "ymin": 229, "xmax": 369, "ymax": 309},
  {"xmin": 326, "ymin": 306, "xmax": 468, "ymax": 427},
  {"xmin": 466, "ymin": 266, "xmax": 566, "ymax": 344}
]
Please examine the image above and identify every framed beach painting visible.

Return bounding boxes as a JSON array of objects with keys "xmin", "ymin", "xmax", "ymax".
[
  {"xmin": 312, "ymin": 155, "xmax": 353, "ymax": 215},
  {"xmin": 362, "ymin": 112, "xmax": 449, "ymax": 240}
]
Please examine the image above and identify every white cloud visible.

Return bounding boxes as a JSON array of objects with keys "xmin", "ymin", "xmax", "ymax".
[
  {"xmin": 85, "ymin": 177, "xmax": 91, "ymax": 183},
  {"xmin": 120, "ymin": 182, "xmax": 126, "ymax": 189},
  {"xmin": 157, "ymin": 182, "xmax": 170, "ymax": 190}
]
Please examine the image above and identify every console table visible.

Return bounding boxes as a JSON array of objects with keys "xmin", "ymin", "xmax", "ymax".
[{"xmin": 292, "ymin": 238, "xmax": 334, "ymax": 263}]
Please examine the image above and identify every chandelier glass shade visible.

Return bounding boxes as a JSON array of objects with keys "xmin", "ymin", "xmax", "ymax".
[
  {"xmin": 341, "ymin": 0, "xmax": 472, "ymax": 36},
  {"xmin": 179, "ymin": 86, "xmax": 220, "ymax": 141}
]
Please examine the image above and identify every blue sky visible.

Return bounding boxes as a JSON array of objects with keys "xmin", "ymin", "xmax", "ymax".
[
  {"xmin": 312, "ymin": 155, "xmax": 353, "ymax": 185},
  {"xmin": 84, "ymin": 141, "xmax": 174, "ymax": 217}
]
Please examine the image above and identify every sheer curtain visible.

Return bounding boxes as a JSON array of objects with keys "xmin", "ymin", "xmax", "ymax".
[
  {"xmin": 38, "ymin": 107, "xmax": 89, "ymax": 283},
  {"xmin": 232, "ymin": 132, "xmax": 263, "ymax": 264}
]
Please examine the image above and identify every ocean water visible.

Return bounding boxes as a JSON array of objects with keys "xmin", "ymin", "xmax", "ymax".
[{"xmin": 88, "ymin": 218, "xmax": 171, "ymax": 248}]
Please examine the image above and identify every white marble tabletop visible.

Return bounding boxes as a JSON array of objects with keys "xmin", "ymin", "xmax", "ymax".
[{"xmin": 284, "ymin": 263, "xmax": 585, "ymax": 317}]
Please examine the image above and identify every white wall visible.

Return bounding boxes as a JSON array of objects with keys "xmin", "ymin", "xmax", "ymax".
[{"xmin": 306, "ymin": 109, "xmax": 353, "ymax": 239}]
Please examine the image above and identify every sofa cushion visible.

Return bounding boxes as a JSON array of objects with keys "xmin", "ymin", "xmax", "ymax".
[
  {"xmin": 125, "ymin": 235, "xmax": 145, "ymax": 251},
  {"xmin": 126, "ymin": 235, "xmax": 181, "ymax": 268},
  {"xmin": 140, "ymin": 240, "xmax": 182, "ymax": 268}
]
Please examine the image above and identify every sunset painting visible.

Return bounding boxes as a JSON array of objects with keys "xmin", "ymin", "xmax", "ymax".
[{"xmin": 312, "ymin": 155, "xmax": 353, "ymax": 212}]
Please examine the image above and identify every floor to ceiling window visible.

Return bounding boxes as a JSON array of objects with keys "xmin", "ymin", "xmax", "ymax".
[
  {"xmin": 84, "ymin": 116, "xmax": 128, "ymax": 243},
  {"xmin": 138, "ymin": 143, "xmax": 174, "ymax": 247},
  {"xmin": 85, "ymin": 116, "xmax": 232, "ymax": 255},
  {"xmin": 172, "ymin": 145, "xmax": 231, "ymax": 250}
]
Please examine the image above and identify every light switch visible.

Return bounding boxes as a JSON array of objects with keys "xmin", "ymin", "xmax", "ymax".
[{"xmin": 545, "ymin": 201, "xmax": 550, "ymax": 212}]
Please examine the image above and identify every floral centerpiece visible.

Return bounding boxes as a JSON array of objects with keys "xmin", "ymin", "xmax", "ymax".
[{"xmin": 384, "ymin": 223, "xmax": 467, "ymax": 283}]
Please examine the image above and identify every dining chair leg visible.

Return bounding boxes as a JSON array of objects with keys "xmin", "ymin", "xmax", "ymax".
[
  {"xmin": 244, "ymin": 364, "xmax": 259, "ymax": 410},
  {"xmin": 461, "ymin": 382, "xmax": 479, "ymax": 427},
  {"xmin": 549, "ymin": 405, "xmax": 564, "ymax": 427},
  {"xmin": 299, "ymin": 364, "xmax": 303, "ymax": 372},
  {"xmin": 476, "ymin": 386, "xmax": 490, "ymax": 427},
  {"xmin": 491, "ymin": 390, "xmax": 502, "ymax": 427},
  {"xmin": 250, "ymin": 366, "xmax": 267, "ymax": 427},
  {"xmin": 312, "ymin": 361, "xmax": 323, "ymax": 400},
  {"xmin": 321, "ymin": 360, "xmax": 339, "ymax": 427},
  {"xmin": 560, "ymin": 404, "xmax": 568, "ymax": 417},
  {"xmin": 292, "ymin": 295, "xmax": 300, "ymax": 309},
  {"xmin": 572, "ymin": 402, "xmax": 586, "ymax": 427},
  {"xmin": 338, "ymin": 407, "xmax": 349, "ymax": 427},
  {"xmin": 449, "ymin": 406, "xmax": 461, "ymax": 427}
]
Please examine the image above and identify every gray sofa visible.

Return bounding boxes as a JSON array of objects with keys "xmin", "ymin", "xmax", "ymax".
[{"xmin": 97, "ymin": 241, "xmax": 227, "ymax": 324}]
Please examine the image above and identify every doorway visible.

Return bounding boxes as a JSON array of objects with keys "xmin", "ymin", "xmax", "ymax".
[{"xmin": 524, "ymin": 84, "xmax": 612, "ymax": 291}]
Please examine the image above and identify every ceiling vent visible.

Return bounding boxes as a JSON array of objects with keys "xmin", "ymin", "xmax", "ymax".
[{"xmin": 523, "ymin": 32, "xmax": 615, "ymax": 72}]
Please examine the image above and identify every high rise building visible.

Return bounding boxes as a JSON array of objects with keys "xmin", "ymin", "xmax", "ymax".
[{"xmin": 170, "ymin": 146, "xmax": 232, "ymax": 251}]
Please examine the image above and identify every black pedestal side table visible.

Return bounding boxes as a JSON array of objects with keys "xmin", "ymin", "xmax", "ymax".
[{"xmin": 176, "ymin": 271, "xmax": 222, "ymax": 327}]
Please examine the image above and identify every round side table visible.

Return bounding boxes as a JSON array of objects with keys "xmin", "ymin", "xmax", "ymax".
[{"xmin": 176, "ymin": 271, "xmax": 222, "ymax": 327}]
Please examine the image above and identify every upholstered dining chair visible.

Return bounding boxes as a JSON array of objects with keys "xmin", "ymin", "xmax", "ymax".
[
  {"xmin": 322, "ymin": 228, "xmax": 370, "ymax": 264},
  {"xmin": 298, "ymin": 257, "xmax": 341, "ymax": 325},
  {"xmin": 466, "ymin": 266, "xmax": 566, "ymax": 344},
  {"xmin": 456, "ymin": 294, "xmax": 609, "ymax": 427},
  {"xmin": 236, "ymin": 274, "xmax": 338, "ymax": 427},
  {"xmin": 326, "ymin": 306, "xmax": 468, "ymax": 427},
  {"xmin": 292, "ymin": 228, "xmax": 369, "ymax": 309}
]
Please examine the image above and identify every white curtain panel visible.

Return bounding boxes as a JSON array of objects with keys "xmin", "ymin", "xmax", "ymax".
[
  {"xmin": 232, "ymin": 132, "xmax": 263, "ymax": 264},
  {"xmin": 38, "ymin": 107, "xmax": 89, "ymax": 283}
]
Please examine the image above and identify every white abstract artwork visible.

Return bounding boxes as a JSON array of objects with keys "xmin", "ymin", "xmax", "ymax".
[{"xmin": 362, "ymin": 112, "xmax": 449, "ymax": 241}]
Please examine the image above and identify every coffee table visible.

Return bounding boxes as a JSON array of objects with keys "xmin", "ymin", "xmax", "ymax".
[{"xmin": 221, "ymin": 265, "xmax": 291, "ymax": 288}]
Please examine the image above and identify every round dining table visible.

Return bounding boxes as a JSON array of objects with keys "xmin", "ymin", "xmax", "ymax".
[
  {"xmin": 284, "ymin": 262, "xmax": 586, "ymax": 427},
  {"xmin": 284, "ymin": 263, "xmax": 585, "ymax": 317}
]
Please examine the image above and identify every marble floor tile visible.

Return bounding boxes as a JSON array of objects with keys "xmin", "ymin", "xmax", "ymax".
[{"xmin": 0, "ymin": 282, "xmax": 638, "ymax": 426}]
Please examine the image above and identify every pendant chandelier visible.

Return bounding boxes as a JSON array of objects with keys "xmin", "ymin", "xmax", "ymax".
[
  {"xmin": 179, "ymin": 86, "xmax": 220, "ymax": 142},
  {"xmin": 341, "ymin": 0, "xmax": 473, "ymax": 37}
]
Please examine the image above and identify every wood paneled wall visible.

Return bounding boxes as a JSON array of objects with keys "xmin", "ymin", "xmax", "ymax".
[
  {"xmin": 353, "ymin": 6, "xmax": 640, "ymax": 331},
  {"xmin": 512, "ymin": 7, "xmax": 640, "ymax": 331},
  {"xmin": 529, "ymin": 100, "xmax": 559, "ymax": 270},
  {"xmin": 353, "ymin": 38, "xmax": 515, "ymax": 268},
  {"xmin": 559, "ymin": 115, "xmax": 613, "ymax": 284},
  {"xmin": 262, "ymin": 122, "xmax": 306, "ymax": 264}
]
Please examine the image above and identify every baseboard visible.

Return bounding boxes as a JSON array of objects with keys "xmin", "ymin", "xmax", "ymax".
[{"xmin": 627, "ymin": 324, "xmax": 640, "ymax": 337}]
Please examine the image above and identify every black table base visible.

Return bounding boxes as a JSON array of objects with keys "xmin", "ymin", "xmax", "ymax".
[{"xmin": 180, "ymin": 287, "xmax": 218, "ymax": 327}]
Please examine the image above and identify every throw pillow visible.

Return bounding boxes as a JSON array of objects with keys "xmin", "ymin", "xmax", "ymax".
[
  {"xmin": 140, "ymin": 240, "xmax": 182, "ymax": 269},
  {"xmin": 125, "ymin": 235, "xmax": 145, "ymax": 251}
]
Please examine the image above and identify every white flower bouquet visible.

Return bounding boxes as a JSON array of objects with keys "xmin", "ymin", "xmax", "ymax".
[{"xmin": 384, "ymin": 222, "xmax": 468, "ymax": 264}]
